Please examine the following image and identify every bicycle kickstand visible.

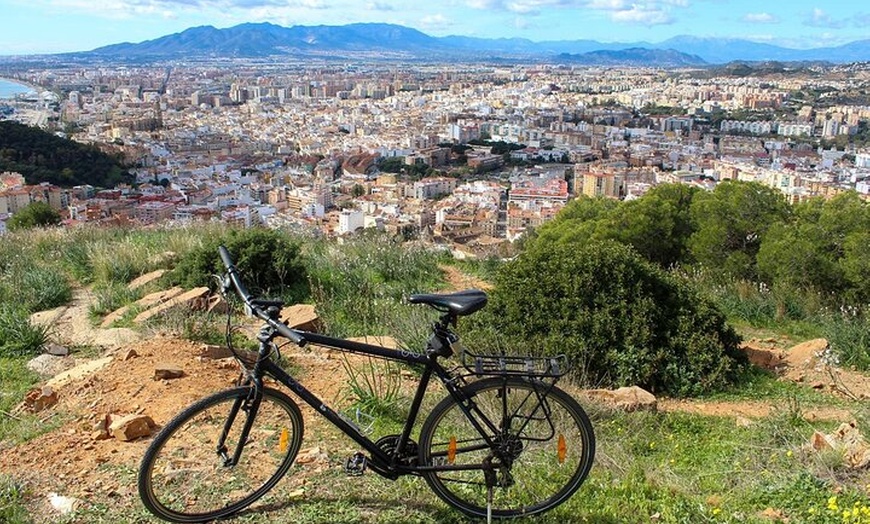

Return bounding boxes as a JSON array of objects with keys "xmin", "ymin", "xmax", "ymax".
[{"xmin": 483, "ymin": 457, "xmax": 496, "ymax": 524}]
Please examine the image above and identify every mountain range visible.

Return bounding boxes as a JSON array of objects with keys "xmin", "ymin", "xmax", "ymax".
[{"xmin": 83, "ymin": 22, "xmax": 870, "ymax": 66}]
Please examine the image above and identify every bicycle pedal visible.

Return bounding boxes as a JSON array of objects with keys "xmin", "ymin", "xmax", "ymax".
[{"xmin": 344, "ymin": 452, "xmax": 367, "ymax": 476}]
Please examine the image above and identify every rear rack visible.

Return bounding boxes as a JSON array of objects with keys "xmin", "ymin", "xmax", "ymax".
[{"xmin": 460, "ymin": 351, "xmax": 568, "ymax": 378}]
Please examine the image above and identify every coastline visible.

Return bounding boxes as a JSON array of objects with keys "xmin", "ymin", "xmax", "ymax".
[{"xmin": 0, "ymin": 77, "xmax": 42, "ymax": 98}]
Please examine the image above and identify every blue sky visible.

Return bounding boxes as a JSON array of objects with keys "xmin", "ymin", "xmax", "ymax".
[{"xmin": 1, "ymin": 0, "xmax": 868, "ymax": 55}]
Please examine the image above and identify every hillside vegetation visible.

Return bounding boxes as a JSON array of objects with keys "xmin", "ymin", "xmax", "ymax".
[
  {"xmin": 0, "ymin": 121, "xmax": 131, "ymax": 188},
  {"xmin": 0, "ymin": 184, "xmax": 869, "ymax": 523}
]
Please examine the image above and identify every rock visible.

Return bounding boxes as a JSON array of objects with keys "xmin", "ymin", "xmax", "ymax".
[
  {"xmin": 811, "ymin": 430, "xmax": 834, "ymax": 450},
  {"xmin": 109, "ymin": 414, "xmax": 155, "ymax": 441},
  {"xmin": 807, "ymin": 422, "xmax": 870, "ymax": 469},
  {"xmin": 100, "ymin": 305, "xmax": 130, "ymax": 328},
  {"xmin": 154, "ymin": 363, "xmax": 184, "ymax": 380},
  {"xmin": 44, "ymin": 343, "xmax": 70, "ymax": 356},
  {"xmin": 280, "ymin": 304, "xmax": 321, "ymax": 332},
  {"xmin": 199, "ymin": 344, "xmax": 233, "ymax": 360},
  {"xmin": 46, "ymin": 357, "xmax": 114, "ymax": 389},
  {"xmin": 134, "ymin": 287, "xmax": 210, "ymax": 324},
  {"xmin": 584, "ymin": 386, "xmax": 657, "ymax": 412},
  {"xmin": 296, "ymin": 446, "xmax": 328, "ymax": 465},
  {"xmin": 786, "ymin": 338, "xmax": 829, "ymax": 369},
  {"xmin": 48, "ymin": 493, "xmax": 81, "ymax": 515},
  {"xmin": 127, "ymin": 269, "xmax": 167, "ymax": 291},
  {"xmin": 741, "ymin": 343, "xmax": 783, "ymax": 370},
  {"xmin": 23, "ymin": 386, "xmax": 58, "ymax": 413},
  {"xmin": 736, "ymin": 416, "xmax": 753, "ymax": 428},
  {"xmin": 26, "ymin": 354, "xmax": 76, "ymax": 379},
  {"xmin": 122, "ymin": 348, "xmax": 139, "ymax": 361},
  {"xmin": 207, "ymin": 294, "xmax": 229, "ymax": 314}
]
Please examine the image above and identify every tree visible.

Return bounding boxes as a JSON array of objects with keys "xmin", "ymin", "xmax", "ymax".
[
  {"xmin": 7, "ymin": 202, "xmax": 61, "ymax": 231},
  {"xmin": 758, "ymin": 191, "xmax": 870, "ymax": 301},
  {"xmin": 469, "ymin": 240, "xmax": 746, "ymax": 396},
  {"xmin": 688, "ymin": 181, "xmax": 790, "ymax": 279}
]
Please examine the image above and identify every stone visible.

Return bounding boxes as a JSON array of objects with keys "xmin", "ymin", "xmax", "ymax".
[
  {"xmin": 127, "ymin": 269, "xmax": 167, "ymax": 291},
  {"xmin": 199, "ymin": 344, "xmax": 233, "ymax": 360},
  {"xmin": 26, "ymin": 354, "xmax": 76, "ymax": 379},
  {"xmin": 23, "ymin": 386, "xmax": 58, "ymax": 413},
  {"xmin": 584, "ymin": 386, "xmax": 657, "ymax": 412},
  {"xmin": 810, "ymin": 431, "xmax": 833, "ymax": 450},
  {"xmin": 48, "ymin": 493, "xmax": 81, "ymax": 515},
  {"xmin": 108, "ymin": 414, "xmax": 155, "ymax": 441},
  {"xmin": 44, "ymin": 343, "xmax": 70, "ymax": 357},
  {"xmin": 206, "ymin": 294, "xmax": 229, "ymax": 314},
  {"xmin": 134, "ymin": 287, "xmax": 210, "ymax": 324},
  {"xmin": 296, "ymin": 446, "xmax": 327, "ymax": 465},
  {"xmin": 122, "ymin": 348, "xmax": 139, "ymax": 361},
  {"xmin": 280, "ymin": 304, "xmax": 321, "ymax": 332},
  {"xmin": 154, "ymin": 363, "xmax": 184, "ymax": 380},
  {"xmin": 741, "ymin": 343, "xmax": 783, "ymax": 370},
  {"xmin": 46, "ymin": 357, "xmax": 114, "ymax": 390}
]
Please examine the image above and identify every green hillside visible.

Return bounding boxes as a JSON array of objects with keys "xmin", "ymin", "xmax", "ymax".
[{"xmin": 0, "ymin": 121, "xmax": 132, "ymax": 188}]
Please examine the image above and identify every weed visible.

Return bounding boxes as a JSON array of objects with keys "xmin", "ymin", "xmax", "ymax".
[
  {"xmin": 0, "ymin": 305, "xmax": 49, "ymax": 358},
  {"xmin": 341, "ymin": 356, "xmax": 405, "ymax": 421}
]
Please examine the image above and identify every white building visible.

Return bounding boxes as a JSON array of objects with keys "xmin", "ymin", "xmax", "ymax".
[{"xmin": 337, "ymin": 209, "xmax": 365, "ymax": 235}]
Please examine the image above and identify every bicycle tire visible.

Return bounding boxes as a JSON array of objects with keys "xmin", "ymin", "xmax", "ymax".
[
  {"xmin": 138, "ymin": 386, "xmax": 304, "ymax": 523},
  {"xmin": 418, "ymin": 377, "xmax": 594, "ymax": 519}
]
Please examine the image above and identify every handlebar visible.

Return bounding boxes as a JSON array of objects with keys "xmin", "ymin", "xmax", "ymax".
[{"xmin": 218, "ymin": 245, "xmax": 307, "ymax": 347}]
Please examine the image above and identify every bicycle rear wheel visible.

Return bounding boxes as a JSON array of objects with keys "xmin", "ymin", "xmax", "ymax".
[
  {"xmin": 418, "ymin": 377, "xmax": 594, "ymax": 519},
  {"xmin": 138, "ymin": 386, "xmax": 303, "ymax": 523}
]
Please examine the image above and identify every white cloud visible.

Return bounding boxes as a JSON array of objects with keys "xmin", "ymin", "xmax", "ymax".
[
  {"xmin": 742, "ymin": 12, "xmax": 777, "ymax": 24},
  {"xmin": 611, "ymin": 6, "xmax": 673, "ymax": 26},
  {"xmin": 419, "ymin": 13, "xmax": 451, "ymax": 31},
  {"xmin": 804, "ymin": 7, "xmax": 846, "ymax": 29}
]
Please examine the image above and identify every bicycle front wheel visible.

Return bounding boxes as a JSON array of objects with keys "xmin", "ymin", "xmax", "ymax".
[
  {"xmin": 419, "ymin": 377, "xmax": 594, "ymax": 519},
  {"xmin": 138, "ymin": 386, "xmax": 304, "ymax": 523}
]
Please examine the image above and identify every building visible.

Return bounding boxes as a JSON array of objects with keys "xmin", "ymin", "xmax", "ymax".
[{"xmin": 337, "ymin": 209, "xmax": 364, "ymax": 235}]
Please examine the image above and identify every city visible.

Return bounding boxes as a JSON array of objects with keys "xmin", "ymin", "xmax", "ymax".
[{"xmin": 2, "ymin": 58, "xmax": 869, "ymax": 256}]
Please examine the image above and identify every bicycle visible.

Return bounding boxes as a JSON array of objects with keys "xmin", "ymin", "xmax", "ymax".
[{"xmin": 137, "ymin": 245, "xmax": 595, "ymax": 523}]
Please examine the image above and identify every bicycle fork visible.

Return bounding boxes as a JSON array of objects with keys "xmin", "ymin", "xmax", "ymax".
[{"xmin": 216, "ymin": 386, "xmax": 263, "ymax": 467}]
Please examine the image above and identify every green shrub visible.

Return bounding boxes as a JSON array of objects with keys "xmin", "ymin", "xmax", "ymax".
[
  {"xmin": 0, "ymin": 262, "xmax": 71, "ymax": 314},
  {"xmin": 171, "ymin": 227, "xmax": 308, "ymax": 303},
  {"xmin": 0, "ymin": 305, "xmax": 48, "ymax": 358},
  {"xmin": 472, "ymin": 240, "xmax": 747, "ymax": 396}
]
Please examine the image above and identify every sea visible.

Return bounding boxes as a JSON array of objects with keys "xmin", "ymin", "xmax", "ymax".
[{"xmin": 0, "ymin": 78, "xmax": 34, "ymax": 99}]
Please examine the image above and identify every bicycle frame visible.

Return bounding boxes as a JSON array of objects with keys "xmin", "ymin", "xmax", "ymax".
[{"xmin": 226, "ymin": 322, "xmax": 510, "ymax": 480}]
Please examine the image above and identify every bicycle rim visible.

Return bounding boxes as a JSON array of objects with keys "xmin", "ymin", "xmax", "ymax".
[
  {"xmin": 138, "ymin": 387, "xmax": 303, "ymax": 523},
  {"xmin": 419, "ymin": 377, "xmax": 594, "ymax": 518}
]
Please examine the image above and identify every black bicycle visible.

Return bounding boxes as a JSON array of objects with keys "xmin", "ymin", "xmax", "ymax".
[{"xmin": 137, "ymin": 246, "xmax": 595, "ymax": 522}]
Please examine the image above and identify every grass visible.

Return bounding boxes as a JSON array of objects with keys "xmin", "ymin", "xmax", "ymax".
[{"xmin": 2, "ymin": 224, "xmax": 870, "ymax": 522}]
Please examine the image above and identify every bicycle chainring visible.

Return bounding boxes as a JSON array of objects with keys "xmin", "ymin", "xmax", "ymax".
[{"xmin": 375, "ymin": 435, "xmax": 419, "ymax": 467}]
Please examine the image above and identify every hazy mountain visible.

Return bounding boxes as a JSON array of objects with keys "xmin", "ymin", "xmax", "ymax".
[
  {"xmin": 557, "ymin": 48, "xmax": 706, "ymax": 67},
  {"xmin": 84, "ymin": 22, "xmax": 870, "ymax": 64}
]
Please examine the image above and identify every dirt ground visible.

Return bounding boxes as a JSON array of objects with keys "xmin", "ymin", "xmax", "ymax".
[{"xmin": 2, "ymin": 276, "xmax": 870, "ymax": 521}]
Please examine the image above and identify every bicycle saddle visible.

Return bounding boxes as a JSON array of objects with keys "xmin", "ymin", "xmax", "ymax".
[{"xmin": 408, "ymin": 289, "xmax": 488, "ymax": 316}]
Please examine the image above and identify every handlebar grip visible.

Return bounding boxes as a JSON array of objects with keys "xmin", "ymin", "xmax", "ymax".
[
  {"xmin": 218, "ymin": 245, "xmax": 234, "ymax": 270},
  {"xmin": 273, "ymin": 321, "xmax": 307, "ymax": 347}
]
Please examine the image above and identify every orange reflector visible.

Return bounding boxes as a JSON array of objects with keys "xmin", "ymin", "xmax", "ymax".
[
  {"xmin": 557, "ymin": 434, "xmax": 567, "ymax": 464},
  {"xmin": 279, "ymin": 428, "xmax": 289, "ymax": 453},
  {"xmin": 448, "ymin": 436, "xmax": 457, "ymax": 464}
]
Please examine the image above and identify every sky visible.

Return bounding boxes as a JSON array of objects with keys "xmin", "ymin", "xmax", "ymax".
[{"xmin": 0, "ymin": 0, "xmax": 868, "ymax": 55}]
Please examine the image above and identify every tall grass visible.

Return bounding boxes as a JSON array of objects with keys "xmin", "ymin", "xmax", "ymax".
[
  {"xmin": 686, "ymin": 268, "xmax": 870, "ymax": 371},
  {"xmin": 306, "ymin": 234, "xmax": 447, "ymax": 338}
]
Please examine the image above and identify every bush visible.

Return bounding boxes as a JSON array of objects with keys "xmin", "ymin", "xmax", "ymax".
[
  {"xmin": 170, "ymin": 227, "xmax": 307, "ymax": 303},
  {"xmin": 472, "ymin": 240, "xmax": 747, "ymax": 396}
]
